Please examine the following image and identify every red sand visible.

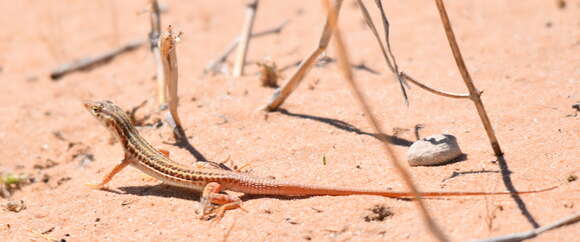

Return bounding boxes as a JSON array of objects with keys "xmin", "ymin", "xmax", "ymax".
[{"xmin": 0, "ymin": 0, "xmax": 578, "ymax": 241}]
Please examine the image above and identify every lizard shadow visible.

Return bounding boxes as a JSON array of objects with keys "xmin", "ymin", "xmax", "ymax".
[
  {"xmin": 114, "ymin": 184, "xmax": 414, "ymax": 203},
  {"xmin": 275, "ymin": 109, "xmax": 413, "ymax": 147},
  {"xmin": 117, "ymin": 184, "xmax": 202, "ymax": 201}
]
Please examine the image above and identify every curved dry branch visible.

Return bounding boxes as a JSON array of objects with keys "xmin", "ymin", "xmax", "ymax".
[{"xmin": 401, "ymin": 72, "xmax": 470, "ymax": 99}]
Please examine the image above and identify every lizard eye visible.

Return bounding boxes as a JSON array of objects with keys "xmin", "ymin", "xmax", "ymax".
[{"xmin": 92, "ymin": 106, "xmax": 102, "ymax": 113}]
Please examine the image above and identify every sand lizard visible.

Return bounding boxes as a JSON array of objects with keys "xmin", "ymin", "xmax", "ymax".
[{"xmin": 84, "ymin": 100, "xmax": 557, "ymax": 220}]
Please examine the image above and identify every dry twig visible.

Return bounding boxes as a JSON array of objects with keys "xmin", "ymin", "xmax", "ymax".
[
  {"xmin": 357, "ymin": 0, "xmax": 471, "ymax": 100},
  {"xmin": 471, "ymin": 211, "xmax": 580, "ymax": 242},
  {"xmin": 322, "ymin": 0, "xmax": 447, "ymax": 241},
  {"xmin": 204, "ymin": 20, "xmax": 289, "ymax": 75},
  {"xmin": 434, "ymin": 0, "xmax": 503, "ymax": 156},
  {"xmin": 356, "ymin": 0, "xmax": 409, "ymax": 104},
  {"xmin": 261, "ymin": 0, "xmax": 344, "ymax": 111},
  {"xmin": 149, "ymin": 0, "xmax": 167, "ymax": 107},
  {"xmin": 232, "ymin": 0, "xmax": 260, "ymax": 77},
  {"xmin": 159, "ymin": 26, "xmax": 184, "ymax": 140},
  {"xmin": 50, "ymin": 39, "xmax": 145, "ymax": 80}
]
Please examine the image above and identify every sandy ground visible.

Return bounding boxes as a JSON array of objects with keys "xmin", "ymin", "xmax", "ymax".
[{"xmin": 0, "ymin": 0, "xmax": 578, "ymax": 241}]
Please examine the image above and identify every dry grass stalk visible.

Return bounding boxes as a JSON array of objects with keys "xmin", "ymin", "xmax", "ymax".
[
  {"xmin": 356, "ymin": 0, "xmax": 409, "ymax": 104},
  {"xmin": 321, "ymin": 0, "xmax": 448, "ymax": 241},
  {"xmin": 159, "ymin": 25, "xmax": 184, "ymax": 138},
  {"xmin": 50, "ymin": 39, "xmax": 145, "ymax": 80},
  {"xmin": 204, "ymin": 19, "xmax": 289, "ymax": 75},
  {"xmin": 357, "ymin": 0, "xmax": 470, "ymax": 100},
  {"xmin": 149, "ymin": 0, "xmax": 167, "ymax": 107},
  {"xmin": 232, "ymin": 0, "xmax": 260, "ymax": 77},
  {"xmin": 434, "ymin": 0, "xmax": 503, "ymax": 156},
  {"xmin": 260, "ymin": 0, "xmax": 344, "ymax": 111},
  {"xmin": 471, "ymin": 211, "xmax": 580, "ymax": 242}
]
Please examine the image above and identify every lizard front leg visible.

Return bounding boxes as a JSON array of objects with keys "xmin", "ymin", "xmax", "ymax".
[{"xmin": 86, "ymin": 157, "xmax": 133, "ymax": 190}]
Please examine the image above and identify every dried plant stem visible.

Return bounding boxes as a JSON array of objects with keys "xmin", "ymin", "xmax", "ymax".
[
  {"xmin": 471, "ymin": 211, "xmax": 580, "ymax": 242},
  {"xmin": 261, "ymin": 0, "xmax": 344, "ymax": 111},
  {"xmin": 50, "ymin": 39, "xmax": 145, "ymax": 80},
  {"xmin": 357, "ymin": 0, "xmax": 470, "ymax": 101},
  {"xmin": 159, "ymin": 26, "xmax": 184, "ymax": 139},
  {"xmin": 149, "ymin": 0, "xmax": 166, "ymax": 107},
  {"xmin": 322, "ymin": 0, "xmax": 447, "ymax": 241},
  {"xmin": 232, "ymin": 0, "xmax": 260, "ymax": 77},
  {"xmin": 204, "ymin": 19, "xmax": 289, "ymax": 75},
  {"xmin": 401, "ymin": 73, "xmax": 470, "ymax": 99},
  {"xmin": 357, "ymin": 0, "xmax": 408, "ymax": 104},
  {"xmin": 434, "ymin": 0, "xmax": 503, "ymax": 156}
]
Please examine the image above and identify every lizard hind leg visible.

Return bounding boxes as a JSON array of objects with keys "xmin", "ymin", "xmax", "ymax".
[{"xmin": 199, "ymin": 182, "xmax": 243, "ymax": 222}]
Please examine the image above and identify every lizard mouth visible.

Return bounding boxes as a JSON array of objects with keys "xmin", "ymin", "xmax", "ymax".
[{"xmin": 83, "ymin": 101, "xmax": 95, "ymax": 110}]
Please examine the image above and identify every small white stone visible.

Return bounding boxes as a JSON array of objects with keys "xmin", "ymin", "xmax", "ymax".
[{"xmin": 407, "ymin": 134, "xmax": 463, "ymax": 166}]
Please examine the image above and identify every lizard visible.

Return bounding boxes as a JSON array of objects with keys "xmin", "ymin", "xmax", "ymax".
[{"xmin": 83, "ymin": 100, "xmax": 558, "ymax": 220}]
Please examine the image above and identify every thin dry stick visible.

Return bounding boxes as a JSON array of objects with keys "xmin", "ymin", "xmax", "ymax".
[
  {"xmin": 261, "ymin": 0, "xmax": 344, "ymax": 111},
  {"xmin": 471, "ymin": 211, "xmax": 580, "ymax": 242},
  {"xmin": 357, "ymin": 0, "xmax": 469, "ymax": 100},
  {"xmin": 434, "ymin": 0, "xmax": 503, "ymax": 156},
  {"xmin": 322, "ymin": 0, "xmax": 448, "ymax": 241},
  {"xmin": 400, "ymin": 73, "xmax": 470, "ymax": 99},
  {"xmin": 204, "ymin": 19, "xmax": 289, "ymax": 75},
  {"xmin": 50, "ymin": 39, "xmax": 145, "ymax": 80},
  {"xmin": 159, "ymin": 26, "xmax": 184, "ymax": 139},
  {"xmin": 357, "ymin": 0, "xmax": 408, "ymax": 104},
  {"xmin": 149, "ymin": 0, "xmax": 167, "ymax": 107},
  {"xmin": 232, "ymin": 0, "xmax": 260, "ymax": 77}
]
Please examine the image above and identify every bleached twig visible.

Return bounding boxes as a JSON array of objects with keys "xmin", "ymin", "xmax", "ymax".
[
  {"xmin": 50, "ymin": 40, "xmax": 145, "ymax": 80},
  {"xmin": 204, "ymin": 19, "xmax": 289, "ymax": 75},
  {"xmin": 471, "ymin": 211, "xmax": 580, "ymax": 242},
  {"xmin": 159, "ymin": 26, "xmax": 184, "ymax": 139},
  {"xmin": 232, "ymin": 0, "xmax": 260, "ymax": 77},
  {"xmin": 434, "ymin": 0, "xmax": 503, "ymax": 156},
  {"xmin": 149, "ymin": 0, "xmax": 167, "ymax": 107}
]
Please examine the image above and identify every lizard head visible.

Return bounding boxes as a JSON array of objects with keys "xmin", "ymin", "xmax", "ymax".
[{"xmin": 83, "ymin": 100, "xmax": 130, "ymax": 132}]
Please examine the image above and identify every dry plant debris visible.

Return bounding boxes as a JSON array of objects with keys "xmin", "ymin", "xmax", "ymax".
[
  {"xmin": 233, "ymin": 0, "xmax": 260, "ymax": 77},
  {"xmin": 363, "ymin": 204, "xmax": 393, "ymax": 222},
  {"xmin": 50, "ymin": 40, "xmax": 145, "ymax": 80},
  {"xmin": 4, "ymin": 200, "xmax": 26, "ymax": 212},
  {"xmin": 257, "ymin": 58, "xmax": 281, "ymax": 88}
]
